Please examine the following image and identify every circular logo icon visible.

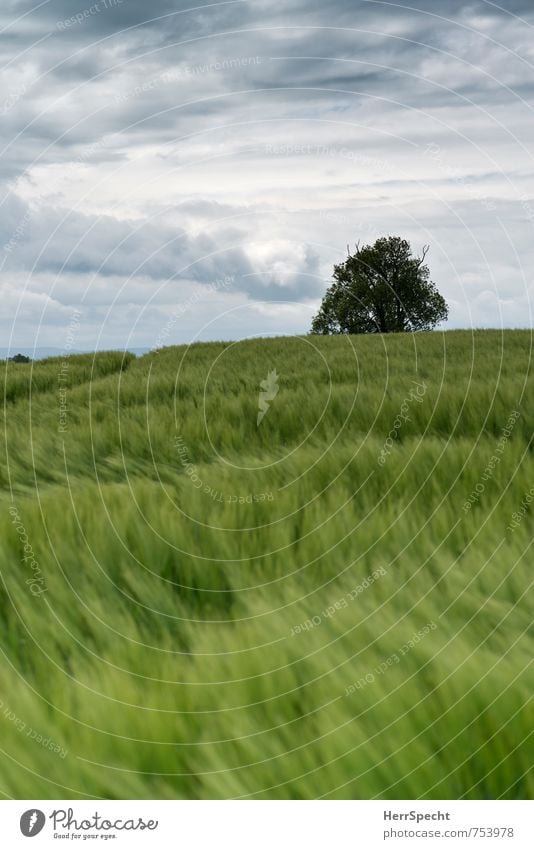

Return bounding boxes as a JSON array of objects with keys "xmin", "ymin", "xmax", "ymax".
[{"xmin": 20, "ymin": 810, "xmax": 46, "ymax": 837}]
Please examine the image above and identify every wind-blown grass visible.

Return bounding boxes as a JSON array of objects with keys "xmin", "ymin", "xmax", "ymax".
[{"xmin": 0, "ymin": 330, "xmax": 532, "ymax": 799}]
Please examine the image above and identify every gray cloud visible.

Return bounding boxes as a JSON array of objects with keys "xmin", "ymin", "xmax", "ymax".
[
  {"xmin": 1, "ymin": 194, "xmax": 324, "ymax": 303},
  {"xmin": 1, "ymin": 0, "xmax": 533, "ymax": 344}
]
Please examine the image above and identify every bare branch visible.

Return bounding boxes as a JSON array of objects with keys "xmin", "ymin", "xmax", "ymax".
[{"xmin": 415, "ymin": 245, "xmax": 430, "ymax": 267}]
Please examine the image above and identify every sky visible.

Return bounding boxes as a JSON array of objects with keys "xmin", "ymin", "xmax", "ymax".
[{"xmin": 1, "ymin": 0, "xmax": 533, "ymax": 351}]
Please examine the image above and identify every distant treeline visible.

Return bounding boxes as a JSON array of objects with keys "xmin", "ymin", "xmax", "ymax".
[{"xmin": 2, "ymin": 354, "xmax": 32, "ymax": 363}]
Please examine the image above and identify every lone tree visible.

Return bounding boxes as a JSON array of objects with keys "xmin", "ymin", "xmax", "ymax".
[{"xmin": 311, "ymin": 236, "xmax": 448, "ymax": 334}]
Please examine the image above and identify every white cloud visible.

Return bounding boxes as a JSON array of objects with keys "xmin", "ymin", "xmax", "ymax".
[{"xmin": 0, "ymin": 0, "xmax": 533, "ymax": 345}]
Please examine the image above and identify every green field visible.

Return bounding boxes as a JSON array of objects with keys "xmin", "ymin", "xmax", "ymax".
[{"xmin": 0, "ymin": 329, "xmax": 532, "ymax": 799}]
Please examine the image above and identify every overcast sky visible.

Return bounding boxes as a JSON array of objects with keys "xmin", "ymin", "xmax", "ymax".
[{"xmin": 1, "ymin": 0, "xmax": 533, "ymax": 351}]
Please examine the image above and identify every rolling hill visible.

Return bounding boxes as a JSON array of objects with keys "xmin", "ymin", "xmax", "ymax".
[{"xmin": 0, "ymin": 330, "xmax": 532, "ymax": 799}]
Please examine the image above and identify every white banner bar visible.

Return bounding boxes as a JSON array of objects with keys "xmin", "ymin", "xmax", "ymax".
[{"xmin": 1, "ymin": 800, "xmax": 532, "ymax": 848}]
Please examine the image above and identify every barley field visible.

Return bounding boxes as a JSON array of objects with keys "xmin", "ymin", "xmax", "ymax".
[{"xmin": 0, "ymin": 329, "xmax": 532, "ymax": 799}]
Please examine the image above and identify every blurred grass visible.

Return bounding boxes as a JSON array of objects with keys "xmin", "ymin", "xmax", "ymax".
[{"xmin": 0, "ymin": 329, "xmax": 532, "ymax": 799}]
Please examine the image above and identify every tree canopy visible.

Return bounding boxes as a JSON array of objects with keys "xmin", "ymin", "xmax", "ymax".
[{"xmin": 311, "ymin": 236, "xmax": 448, "ymax": 335}]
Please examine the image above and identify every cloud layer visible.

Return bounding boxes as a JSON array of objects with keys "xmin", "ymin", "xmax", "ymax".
[{"xmin": 1, "ymin": 0, "xmax": 533, "ymax": 347}]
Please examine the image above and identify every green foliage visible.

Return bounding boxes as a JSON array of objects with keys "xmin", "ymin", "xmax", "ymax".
[
  {"xmin": 311, "ymin": 236, "xmax": 449, "ymax": 334},
  {"xmin": 9, "ymin": 353, "xmax": 32, "ymax": 363},
  {"xmin": 0, "ymin": 331, "xmax": 531, "ymax": 799}
]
